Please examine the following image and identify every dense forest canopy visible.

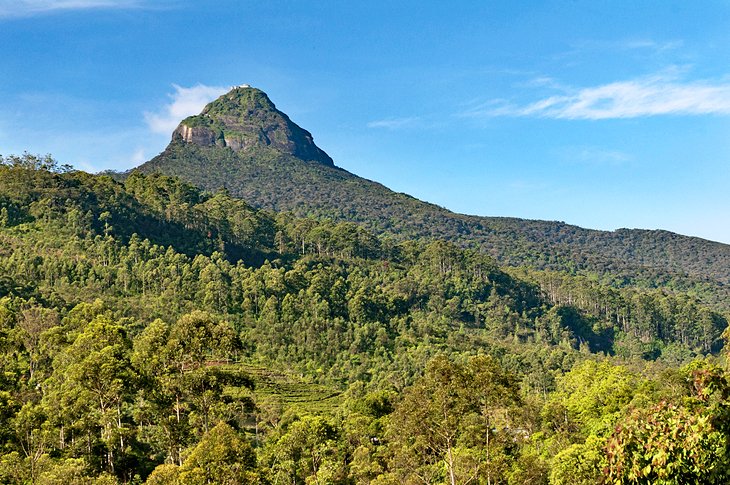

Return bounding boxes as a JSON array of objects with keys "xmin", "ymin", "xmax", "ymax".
[{"xmin": 1, "ymin": 153, "xmax": 730, "ymax": 484}]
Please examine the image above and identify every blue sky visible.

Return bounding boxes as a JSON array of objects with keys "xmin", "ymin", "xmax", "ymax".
[{"xmin": 1, "ymin": 1, "xmax": 729, "ymax": 243}]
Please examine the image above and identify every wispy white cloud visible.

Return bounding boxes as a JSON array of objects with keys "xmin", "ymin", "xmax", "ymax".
[
  {"xmin": 0, "ymin": 0, "xmax": 151, "ymax": 18},
  {"xmin": 464, "ymin": 73, "xmax": 730, "ymax": 120},
  {"xmin": 144, "ymin": 84, "xmax": 227, "ymax": 135},
  {"xmin": 367, "ymin": 116, "xmax": 421, "ymax": 130}
]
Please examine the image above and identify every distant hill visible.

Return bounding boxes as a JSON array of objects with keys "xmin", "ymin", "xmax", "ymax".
[{"xmin": 135, "ymin": 86, "xmax": 730, "ymax": 294}]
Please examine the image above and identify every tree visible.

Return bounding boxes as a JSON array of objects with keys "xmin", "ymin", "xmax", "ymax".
[
  {"xmin": 545, "ymin": 360, "xmax": 641, "ymax": 438},
  {"xmin": 549, "ymin": 436, "xmax": 605, "ymax": 485},
  {"xmin": 605, "ymin": 401, "xmax": 729, "ymax": 484},
  {"xmin": 262, "ymin": 414, "xmax": 345, "ymax": 485},
  {"xmin": 145, "ymin": 463, "xmax": 180, "ymax": 484},
  {"xmin": 466, "ymin": 355, "xmax": 521, "ymax": 485},
  {"xmin": 15, "ymin": 302, "xmax": 59, "ymax": 383},
  {"xmin": 605, "ymin": 363, "xmax": 730, "ymax": 484},
  {"xmin": 387, "ymin": 355, "xmax": 520, "ymax": 485},
  {"xmin": 177, "ymin": 421, "xmax": 258, "ymax": 484},
  {"xmin": 37, "ymin": 458, "xmax": 116, "ymax": 485},
  {"xmin": 132, "ymin": 312, "xmax": 249, "ymax": 465},
  {"xmin": 4, "ymin": 402, "xmax": 52, "ymax": 484},
  {"xmin": 45, "ymin": 315, "xmax": 138, "ymax": 478}
]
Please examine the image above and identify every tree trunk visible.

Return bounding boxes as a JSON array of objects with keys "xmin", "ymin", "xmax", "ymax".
[{"xmin": 446, "ymin": 438, "xmax": 456, "ymax": 485}]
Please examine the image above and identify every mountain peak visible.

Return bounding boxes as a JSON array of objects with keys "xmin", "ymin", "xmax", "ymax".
[{"xmin": 171, "ymin": 85, "xmax": 334, "ymax": 166}]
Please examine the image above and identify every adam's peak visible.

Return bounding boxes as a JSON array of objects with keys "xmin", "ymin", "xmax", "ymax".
[{"xmin": 170, "ymin": 86, "xmax": 334, "ymax": 166}]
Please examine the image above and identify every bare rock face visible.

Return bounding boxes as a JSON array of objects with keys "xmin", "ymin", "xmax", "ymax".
[
  {"xmin": 173, "ymin": 125, "xmax": 218, "ymax": 146},
  {"xmin": 172, "ymin": 86, "xmax": 334, "ymax": 166},
  {"xmin": 223, "ymin": 136, "xmax": 245, "ymax": 151}
]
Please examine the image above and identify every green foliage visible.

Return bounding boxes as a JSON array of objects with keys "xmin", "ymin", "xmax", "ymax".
[
  {"xmin": 145, "ymin": 463, "xmax": 180, "ymax": 484},
  {"xmin": 0, "ymin": 158, "xmax": 728, "ymax": 482},
  {"xmin": 549, "ymin": 436, "xmax": 606, "ymax": 485},
  {"xmin": 549, "ymin": 360, "xmax": 643, "ymax": 436},
  {"xmin": 606, "ymin": 401, "xmax": 729, "ymax": 484},
  {"xmin": 385, "ymin": 355, "xmax": 521, "ymax": 484},
  {"xmin": 261, "ymin": 414, "xmax": 347, "ymax": 484},
  {"xmin": 177, "ymin": 422, "xmax": 258, "ymax": 484},
  {"xmin": 38, "ymin": 458, "xmax": 117, "ymax": 485},
  {"xmin": 605, "ymin": 363, "xmax": 730, "ymax": 484}
]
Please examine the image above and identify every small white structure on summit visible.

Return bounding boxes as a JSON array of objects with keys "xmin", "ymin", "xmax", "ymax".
[{"xmin": 234, "ymin": 84, "xmax": 251, "ymax": 89}]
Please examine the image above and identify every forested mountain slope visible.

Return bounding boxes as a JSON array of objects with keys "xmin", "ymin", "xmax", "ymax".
[
  {"xmin": 136, "ymin": 86, "xmax": 730, "ymax": 292},
  {"xmin": 2, "ymin": 156, "xmax": 730, "ymax": 483}
]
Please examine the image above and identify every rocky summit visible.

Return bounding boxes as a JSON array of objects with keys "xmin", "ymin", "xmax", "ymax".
[{"xmin": 172, "ymin": 85, "xmax": 334, "ymax": 166}]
